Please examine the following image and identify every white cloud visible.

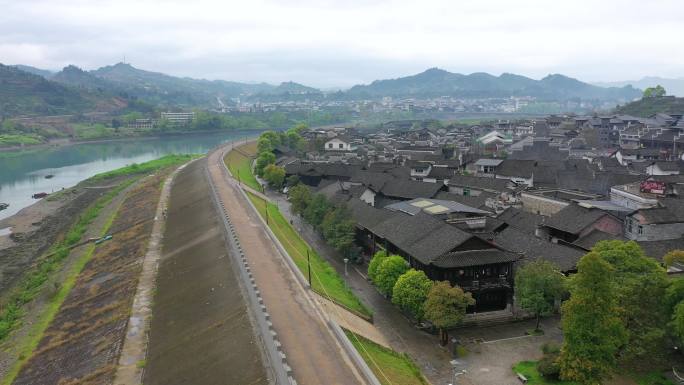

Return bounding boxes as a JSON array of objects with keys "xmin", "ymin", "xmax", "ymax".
[{"xmin": 1, "ymin": 0, "xmax": 683, "ymax": 87}]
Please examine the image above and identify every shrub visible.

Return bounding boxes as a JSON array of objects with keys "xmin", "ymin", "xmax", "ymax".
[
  {"xmin": 536, "ymin": 352, "xmax": 560, "ymax": 379},
  {"xmin": 367, "ymin": 250, "xmax": 388, "ymax": 282}
]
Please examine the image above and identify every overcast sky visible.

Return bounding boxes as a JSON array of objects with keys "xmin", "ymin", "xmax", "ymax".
[{"xmin": 1, "ymin": 0, "xmax": 683, "ymax": 88}]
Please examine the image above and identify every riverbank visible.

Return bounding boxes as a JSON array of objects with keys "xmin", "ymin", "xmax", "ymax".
[
  {"xmin": 0, "ymin": 128, "xmax": 264, "ymax": 154},
  {"xmin": 0, "ymin": 155, "xmax": 197, "ymax": 383}
]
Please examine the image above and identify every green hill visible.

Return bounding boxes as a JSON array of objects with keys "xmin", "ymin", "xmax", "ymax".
[
  {"xmin": 345, "ymin": 68, "xmax": 641, "ymax": 101},
  {"xmin": 0, "ymin": 64, "xmax": 95, "ymax": 117},
  {"xmin": 615, "ymin": 96, "xmax": 684, "ymax": 117}
]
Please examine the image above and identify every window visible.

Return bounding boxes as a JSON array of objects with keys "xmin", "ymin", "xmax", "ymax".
[
  {"xmin": 463, "ymin": 187, "xmax": 470, "ymax": 196},
  {"xmin": 328, "ymin": 143, "xmax": 333, "ymax": 148},
  {"xmin": 339, "ymin": 143, "xmax": 344, "ymax": 149},
  {"xmin": 638, "ymin": 225, "xmax": 643, "ymax": 235}
]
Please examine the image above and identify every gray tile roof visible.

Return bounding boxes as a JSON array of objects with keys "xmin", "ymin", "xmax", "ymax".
[
  {"xmin": 379, "ymin": 179, "xmax": 445, "ymax": 199},
  {"xmin": 493, "ymin": 227, "xmax": 584, "ymax": 271},
  {"xmin": 497, "ymin": 208, "xmax": 545, "ymax": 235},
  {"xmin": 544, "ymin": 204, "xmax": 609, "ymax": 235},
  {"xmin": 448, "ymin": 175, "xmax": 511, "ymax": 192},
  {"xmin": 432, "ymin": 249, "xmax": 520, "ymax": 268}
]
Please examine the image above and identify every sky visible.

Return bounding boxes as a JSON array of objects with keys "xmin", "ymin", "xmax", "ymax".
[{"xmin": 1, "ymin": 0, "xmax": 683, "ymax": 88}]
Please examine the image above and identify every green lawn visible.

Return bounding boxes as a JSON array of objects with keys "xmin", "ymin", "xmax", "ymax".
[
  {"xmin": 246, "ymin": 191, "xmax": 371, "ymax": 318},
  {"xmin": 344, "ymin": 329, "xmax": 427, "ymax": 385},
  {"xmin": 513, "ymin": 361, "xmax": 675, "ymax": 385},
  {"xmin": 512, "ymin": 361, "xmax": 577, "ymax": 385},
  {"xmin": 224, "ymin": 142, "xmax": 261, "ymax": 191},
  {"xmin": 91, "ymin": 154, "xmax": 199, "ymax": 181}
]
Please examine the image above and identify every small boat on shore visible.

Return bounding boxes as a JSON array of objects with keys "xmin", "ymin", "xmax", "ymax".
[
  {"xmin": 45, "ymin": 174, "xmax": 54, "ymax": 179},
  {"xmin": 0, "ymin": 203, "xmax": 8, "ymax": 210},
  {"xmin": 32, "ymin": 192, "xmax": 48, "ymax": 199}
]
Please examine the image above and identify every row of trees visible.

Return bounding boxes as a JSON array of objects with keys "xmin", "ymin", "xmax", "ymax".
[
  {"xmin": 255, "ymin": 124, "xmax": 307, "ymax": 187},
  {"xmin": 287, "ymin": 183, "xmax": 359, "ymax": 259},
  {"xmin": 367, "ymin": 251, "xmax": 475, "ymax": 346},
  {"xmin": 519, "ymin": 241, "xmax": 684, "ymax": 384}
]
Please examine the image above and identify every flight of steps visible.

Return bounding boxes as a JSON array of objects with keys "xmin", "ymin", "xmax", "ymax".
[{"xmin": 458, "ymin": 309, "xmax": 520, "ymax": 328}]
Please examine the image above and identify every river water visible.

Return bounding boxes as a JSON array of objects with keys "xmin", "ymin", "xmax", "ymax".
[{"xmin": 0, "ymin": 131, "xmax": 257, "ymax": 221}]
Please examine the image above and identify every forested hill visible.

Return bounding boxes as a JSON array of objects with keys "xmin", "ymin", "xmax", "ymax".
[{"xmin": 0, "ymin": 64, "xmax": 118, "ymax": 118}]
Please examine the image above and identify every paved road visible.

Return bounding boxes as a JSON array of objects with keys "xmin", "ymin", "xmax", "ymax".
[{"xmin": 207, "ymin": 146, "xmax": 365, "ymax": 385}]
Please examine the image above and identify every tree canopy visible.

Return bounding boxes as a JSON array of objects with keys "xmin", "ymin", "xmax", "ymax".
[
  {"xmin": 373, "ymin": 255, "xmax": 409, "ymax": 296},
  {"xmin": 559, "ymin": 252, "xmax": 627, "ymax": 385},
  {"xmin": 643, "ymin": 85, "xmax": 666, "ymax": 98},
  {"xmin": 424, "ymin": 281, "xmax": 475, "ymax": 346},
  {"xmin": 367, "ymin": 250, "xmax": 388, "ymax": 283},
  {"xmin": 515, "ymin": 260, "xmax": 565, "ymax": 332},
  {"xmin": 392, "ymin": 269, "xmax": 433, "ymax": 321},
  {"xmin": 263, "ymin": 164, "xmax": 285, "ymax": 188}
]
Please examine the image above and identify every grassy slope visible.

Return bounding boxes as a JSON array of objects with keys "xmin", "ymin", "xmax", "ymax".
[
  {"xmin": 224, "ymin": 142, "xmax": 261, "ymax": 191},
  {"xmin": 92, "ymin": 153, "xmax": 198, "ymax": 180},
  {"xmin": 246, "ymin": 191, "xmax": 371, "ymax": 318},
  {"xmin": 344, "ymin": 329, "xmax": 427, "ymax": 385}
]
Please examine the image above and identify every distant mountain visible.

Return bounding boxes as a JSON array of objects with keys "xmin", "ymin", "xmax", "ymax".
[
  {"xmin": 345, "ymin": 68, "xmax": 641, "ymax": 101},
  {"xmin": 89, "ymin": 63, "xmax": 321, "ymax": 106},
  {"xmin": 268, "ymin": 81, "xmax": 320, "ymax": 95},
  {"xmin": 11, "ymin": 64, "xmax": 55, "ymax": 78},
  {"xmin": 595, "ymin": 77, "xmax": 684, "ymax": 97},
  {"xmin": 615, "ymin": 96, "xmax": 684, "ymax": 117},
  {"xmin": 52, "ymin": 65, "xmax": 116, "ymax": 91}
]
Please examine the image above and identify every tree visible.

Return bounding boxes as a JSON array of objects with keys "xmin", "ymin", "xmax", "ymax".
[
  {"xmin": 367, "ymin": 250, "xmax": 388, "ymax": 282},
  {"xmin": 285, "ymin": 175, "xmax": 300, "ymax": 187},
  {"xmin": 515, "ymin": 260, "xmax": 566, "ymax": 332},
  {"xmin": 670, "ymin": 302, "xmax": 684, "ymax": 348},
  {"xmin": 424, "ymin": 281, "xmax": 474, "ymax": 346},
  {"xmin": 392, "ymin": 269, "xmax": 433, "ymax": 321},
  {"xmin": 321, "ymin": 206, "xmax": 356, "ymax": 255},
  {"xmin": 592, "ymin": 241, "xmax": 669, "ymax": 367},
  {"xmin": 302, "ymin": 193, "xmax": 330, "ymax": 229},
  {"xmin": 255, "ymin": 151, "xmax": 276, "ymax": 177},
  {"xmin": 664, "ymin": 250, "xmax": 684, "ymax": 267},
  {"xmin": 559, "ymin": 252, "xmax": 627, "ymax": 385},
  {"xmin": 288, "ymin": 184, "xmax": 311, "ymax": 216},
  {"xmin": 643, "ymin": 85, "xmax": 666, "ymax": 98},
  {"xmin": 373, "ymin": 255, "xmax": 409, "ymax": 296},
  {"xmin": 263, "ymin": 164, "xmax": 285, "ymax": 189}
]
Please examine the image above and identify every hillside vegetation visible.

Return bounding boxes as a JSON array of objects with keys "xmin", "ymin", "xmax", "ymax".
[
  {"xmin": 615, "ymin": 96, "xmax": 684, "ymax": 117},
  {"xmin": 346, "ymin": 68, "xmax": 641, "ymax": 100}
]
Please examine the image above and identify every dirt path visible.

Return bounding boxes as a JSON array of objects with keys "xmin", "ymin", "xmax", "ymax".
[
  {"xmin": 208, "ymin": 147, "xmax": 364, "ymax": 385},
  {"xmin": 142, "ymin": 159, "xmax": 268, "ymax": 385}
]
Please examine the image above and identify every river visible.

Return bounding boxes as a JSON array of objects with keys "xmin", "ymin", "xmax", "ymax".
[{"xmin": 0, "ymin": 131, "xmax": 258, "ymax": 221}]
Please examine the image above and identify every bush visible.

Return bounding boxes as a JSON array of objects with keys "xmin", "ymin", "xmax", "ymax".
[
  {"xmin": 541, "ymin": 342, "xmax": 561, "ymax": 355},
  {"xmin": 374, "ymin": 255, "xmax": 409, "ymax": 296},
  {"xmin": 368, "ymin": 251, "xmax": 388, "ymax": 282},
  {"xmin": 536, "ymin": 352, "xmax": 560, "ymax": 379}
]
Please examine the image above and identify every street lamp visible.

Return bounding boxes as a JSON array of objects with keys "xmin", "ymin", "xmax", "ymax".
[{"xmin": 343, "ymin": 258, "xmax": 349, "ymax": 276}]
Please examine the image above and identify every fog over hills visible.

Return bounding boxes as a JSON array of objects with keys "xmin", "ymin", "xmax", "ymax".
[{"xmin": 595, "ymin": 77, "xmax": 684, "ymax": 97}]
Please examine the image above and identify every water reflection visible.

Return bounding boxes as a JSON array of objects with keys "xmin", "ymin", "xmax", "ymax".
[{"xmin": 0, "ymin": 131, "xmax": 257, "ymax": 220}]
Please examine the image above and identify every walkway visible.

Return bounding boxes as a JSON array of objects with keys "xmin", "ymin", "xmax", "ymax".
[{"xmin": 207, "ymin": 147, "xmax": 365, "ymax": 385}]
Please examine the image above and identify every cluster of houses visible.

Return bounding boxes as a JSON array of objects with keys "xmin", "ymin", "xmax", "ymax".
[{"xmin": 279, "ymin": 113, "xmax": 684, "ymax": 318}]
